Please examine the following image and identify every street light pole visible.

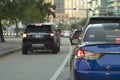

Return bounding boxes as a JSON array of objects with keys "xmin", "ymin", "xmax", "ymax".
[
  {"xmin": 86, "ymin": 9, "xmax": 89, "ymax": 19},
  {"xmin": 75, "ymin": 8, "xmax": 79, "ymax": 23}
]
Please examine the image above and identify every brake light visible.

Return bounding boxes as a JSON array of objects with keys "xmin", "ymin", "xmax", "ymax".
[
  {"xmin": 35, "ymin": 24, "xmax": 42, "ymax": 26},
  {"xmin": 50, "ymin": 33, "xmax": 54, "ymax": 37},
  {"xmin": 115, "ymin": 38, "xmax": 120, "ymax": 43},
  {"xmin": 22, "ymin": 33, "xmax": 27, "ymax": 38},
  {"xmin": 75, "ymin": 49, "xmax": 100, "ymax": 60},
  {"xmin": 75, "ymin": 49, "xmax": 85, "ymax": 58}
]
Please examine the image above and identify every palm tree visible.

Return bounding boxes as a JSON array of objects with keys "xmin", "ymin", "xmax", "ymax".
[
  {"xmin": 44, "ymin": 3, "xmax": 56, "ymax": 22},
  {"xmin": 39, "ymin": 2, "xmax": 56, "ymax": 22}
]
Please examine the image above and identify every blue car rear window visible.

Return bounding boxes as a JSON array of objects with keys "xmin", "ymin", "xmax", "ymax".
[{"xmin": 84, "ymin": 23, "xmax": 120, "ymax": 43}]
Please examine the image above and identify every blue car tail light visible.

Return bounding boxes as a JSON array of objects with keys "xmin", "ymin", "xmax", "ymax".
[
  {"xmin": 75, "ymin": 48, "xmax": 100, "ymax": 60},
  {"xmin": 75, "ymin": 49, "xmax": 84, "ymax": 58}
]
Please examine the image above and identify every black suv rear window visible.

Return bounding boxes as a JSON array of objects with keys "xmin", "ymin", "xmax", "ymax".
[{"xmin": 25, "ymin": 25, "xmax": 52, "ymax": 33}]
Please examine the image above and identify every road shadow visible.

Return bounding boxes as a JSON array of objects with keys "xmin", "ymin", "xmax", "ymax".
[{"xmin": 29, "ymin": 50, "xmax": 52, "ymax": 55}]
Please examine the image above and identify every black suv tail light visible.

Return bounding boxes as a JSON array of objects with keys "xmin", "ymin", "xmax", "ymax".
[
  {"xmin": 50, "ymin": 32, "xmax": 54, "ymax": 37},
  {"xmin": 22, "ymin": 33, "xmax": 27, "ymax": 38}
]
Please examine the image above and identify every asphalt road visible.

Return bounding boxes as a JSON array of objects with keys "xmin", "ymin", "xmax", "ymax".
[
  {"xmin": 0, "ymin": 37, "xmax": 72, "ymax": 80},
  {"xmin": 57, "ymin": 61, "xmax": 70, "ymax": 80}
]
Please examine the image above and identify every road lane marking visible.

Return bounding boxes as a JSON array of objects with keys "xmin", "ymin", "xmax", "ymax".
[{"xmin": 50, "ymin": 41, "xmax": 72, "ymax": 80}]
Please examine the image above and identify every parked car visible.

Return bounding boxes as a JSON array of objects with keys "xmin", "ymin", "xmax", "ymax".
[
  {"xmin": 22, "ymin": 23, "xmax": 60, "ymax": 54},
  {"xmin": 70, "ymin": 30, "xmax": 82, "ymax": 45},
  {"xmin": 70, "ymin": 23, "xmax": 120, "ymax": 80}
]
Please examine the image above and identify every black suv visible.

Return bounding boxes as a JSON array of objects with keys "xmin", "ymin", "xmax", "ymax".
[{"xmin": 22, "ymin": 23, "xmax": 60, "ymax": 54}]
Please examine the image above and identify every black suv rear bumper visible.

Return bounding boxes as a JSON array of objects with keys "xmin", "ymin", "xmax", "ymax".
[{"xmin": 22, "ymin": 38, "xmax": 57, "ymax": 50}]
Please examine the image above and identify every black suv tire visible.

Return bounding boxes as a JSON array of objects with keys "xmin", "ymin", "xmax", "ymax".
[
  {"xmin": 52, "ymin": 48, "xmax": 58, "ymax": 54},
  {"xmin": 52, "ymin": 43, "xmax": 58, "ymax": 54},
  {"xmin": 22, "ymin": 46, "xmax": 28, "ymax": 55},
  {"xmin": 58, "ymin": 46, "xmax": 60, "ymax": 51}
]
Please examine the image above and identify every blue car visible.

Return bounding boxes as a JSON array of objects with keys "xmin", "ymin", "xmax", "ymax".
[{"xmin": 70, "ymin": 23, "xmax": 120, "ymax": 80}]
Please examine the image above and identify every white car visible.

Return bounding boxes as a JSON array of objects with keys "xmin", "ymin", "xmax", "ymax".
[{"xmin": 63, "ymin": 30, "xmax": 71, "ymax": 38}]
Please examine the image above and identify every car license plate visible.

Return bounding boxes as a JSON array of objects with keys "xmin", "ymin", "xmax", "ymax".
[
  {"xmin": 35, "ymin": 35, "xmax": 42, "ymax": 38},
  {"xmin": 32, "ymin": 44, "xmax": 44, "ymax": 47}
]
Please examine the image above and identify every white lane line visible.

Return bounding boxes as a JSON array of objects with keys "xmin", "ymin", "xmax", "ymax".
[{"xmin": 50, "ymin": 42, "xmax": 72, "ymax": 80}]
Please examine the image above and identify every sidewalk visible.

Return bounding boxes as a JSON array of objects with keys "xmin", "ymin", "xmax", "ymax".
[{"xmin": 0, "ymin": 36, "xmax": 22, "ymax": 57}]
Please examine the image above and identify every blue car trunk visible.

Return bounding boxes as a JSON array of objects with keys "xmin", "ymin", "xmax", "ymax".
[{"xmin": 83, "ymin": 44, "xmax": 120, "ymax": 70}]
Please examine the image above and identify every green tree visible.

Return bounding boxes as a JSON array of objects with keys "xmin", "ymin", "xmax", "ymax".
[
  {"xmin": 0, "ymin": 0, "xmax": 56, "ymax": 41},
  {"xmin": 5, "ymin": 0, "xmax": 21, "ymax": 36},
  {"xmin": 6, "ymin": 0, "xmax": 43, "ymax": 36},
  {"xmin": 79, "ymin": 18, "xmax": 87, "ymax": 26},
  {"xmin": 0, "ymin": 0, "xmax": 9, "ymax": 42},
  {"xmin": 38, "ymin": 2, "xmax": 56, "ymax": 22},
  {"xmin": 6, "ymin": 0, "xmax": 40, "ymax": 36},
  {"xmin": 70, "ymin": 23, "xmax": 78, "ymax": 30},
  {"xmin": 22, "ymin": 0, "xmax": 42, "ymax": 23}
]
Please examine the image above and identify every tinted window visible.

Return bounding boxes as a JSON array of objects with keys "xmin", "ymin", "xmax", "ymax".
[
  {"xmin": 75, "ymin": 31, "xmax": 81, "ymax": 34},
  {"xmin": 84, "ymin": 23, "xmax": 120, "ymax": 43},
  {"xmin": 25, "ymin": 25, "xmax": 52, "ymax": 33},
  {"xmin": 87, "ymin": 17, "xmax": 120, "ymax": 25}
]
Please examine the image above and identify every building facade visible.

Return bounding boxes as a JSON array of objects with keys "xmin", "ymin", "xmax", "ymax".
[
  {"xmin": 55, "ymin": 0, "xmax": 87, "ymax": 23},
  {"xmin": 107, "ymin": 0, "xmax": 120, "ymax": 15},
  {"xmin": 44, "ymin": 0, "xmax": 54, "ymax": 4},
  {"xmin": 87, "ymin": 0, "xmax": 120, "ymax": 16},
  {"xmin": 44, "ymin": 0, "xmax": 88, "ymax": 23}
]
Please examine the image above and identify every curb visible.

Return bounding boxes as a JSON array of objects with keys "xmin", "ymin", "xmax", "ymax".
[
  {"xmin": 0, "ymin": 48, "xmax": 21, "ymax": 58},
  {"xmin": 50, "ymin": 39, "xmax": 72, "ymax": 80}
]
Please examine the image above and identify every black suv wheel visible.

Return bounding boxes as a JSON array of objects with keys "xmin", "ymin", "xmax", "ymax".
[
  {"xmin": 22, "ymin": 46, "xmax": 28, "ymax": 55},
  {"xmin": 52, "ymin": 48, "xmax": 58, "ymax": 54}
]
